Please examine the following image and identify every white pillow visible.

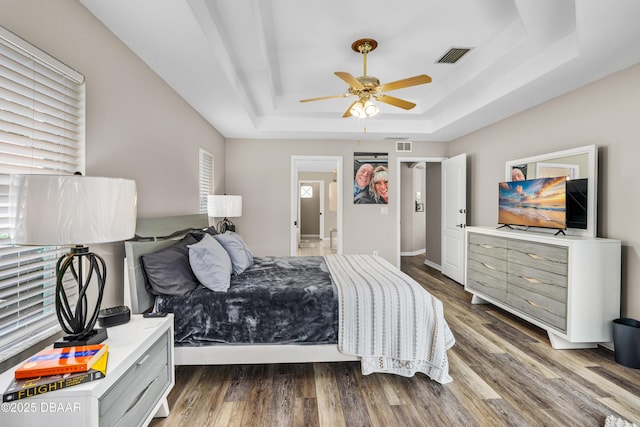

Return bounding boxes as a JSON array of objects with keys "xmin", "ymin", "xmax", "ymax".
[
  {"xmin": 187, "ymin": 233, "xmax": 232, "ymax": 292},
  {"xmin": 214, "ymin": 231, "xmax": 253, "ymax": 275}
]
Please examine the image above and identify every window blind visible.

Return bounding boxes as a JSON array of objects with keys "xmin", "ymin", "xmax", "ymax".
[
  {"xmin": 199, "ymin": 148, "xmax": 214, "ymax": 214},
  {"xmin": 0, "ymin": 26, "xmax": 85, "ymax": 362}
]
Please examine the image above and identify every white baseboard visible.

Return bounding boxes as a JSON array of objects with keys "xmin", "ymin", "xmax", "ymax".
[
  {"xmin": 400, "ymin": 248, "xmax": 426, "ymax": 257},
  {"xmin": 300, "ymin": 234, "xmax": 320, "ymax": 239},
  {"xmin": 424, "ymin": 259, "xmax": 441, "ymax": 271}
]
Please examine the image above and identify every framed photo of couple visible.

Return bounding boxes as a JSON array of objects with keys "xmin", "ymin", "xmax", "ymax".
[{"xmin": 353, "ymin": 152, "xmax": 389, "ymax": 205}]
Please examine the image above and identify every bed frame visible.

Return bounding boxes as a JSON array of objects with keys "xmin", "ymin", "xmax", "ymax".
[{"xmin": 123, "ymin": 214, "xmax": 358, "ymax": 365}]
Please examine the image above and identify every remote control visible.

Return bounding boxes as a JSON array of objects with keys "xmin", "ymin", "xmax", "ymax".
[{"xmin": 143, "ymin": 312, "xmax": 168, "ymax": 318}]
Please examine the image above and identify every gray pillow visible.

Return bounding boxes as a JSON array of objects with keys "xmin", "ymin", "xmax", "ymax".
[
  {"xmin": 213, "ymin": 231, "xmax": 254, "ymax": 275},
  {"xmin": 188, "ymin": 233, "xmax": 232, "ymax": 292},
  {"xmin": 141, "ymin": 233, "xmax": 201, "ymax": 296}
]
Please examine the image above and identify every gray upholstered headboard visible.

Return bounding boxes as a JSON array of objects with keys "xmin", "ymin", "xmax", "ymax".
[{"xmin": 124, "ymin": 214, "xmax": 210, "ymax": 314}]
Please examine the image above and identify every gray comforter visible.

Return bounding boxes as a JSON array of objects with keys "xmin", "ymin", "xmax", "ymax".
[{"xmin": 154, "ymin": 256, "xmax": 338, "ymax": 346}]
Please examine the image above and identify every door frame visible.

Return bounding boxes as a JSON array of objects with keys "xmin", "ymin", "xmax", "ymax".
[
  {"xmin": 290, "ymin": 156, "xmax": 343, "ymax": 256},
  {"xmin": 395, "ymin": 156, "xmax": 446, "ymax": 267}
]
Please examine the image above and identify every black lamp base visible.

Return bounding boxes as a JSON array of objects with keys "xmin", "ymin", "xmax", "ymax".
[
  {"xmin": 53, "ymin": 328, "xmax": 108, "ymax": 348},
  {"xmin": 216, "ymin": 217, "xmax": 236, "ymax": 233}
]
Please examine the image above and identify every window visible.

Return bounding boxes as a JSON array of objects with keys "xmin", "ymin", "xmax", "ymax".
[
  {"xmin": 199, "ymin": 148, "xmax": 214, "ymax": 214},
  {"xmin": 300, "ymin": 185, "xmax": 313, "ymax": 198},
  {"xmin": 0, "ymin": 26, "xmax": 85, "ymax": 362}
]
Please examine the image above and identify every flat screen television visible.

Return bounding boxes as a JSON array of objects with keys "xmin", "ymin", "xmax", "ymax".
[
  {"xmin": 498, "ymin": 176, "xmax": 567, "ymax": 230},
  {"xmin": 566, "ymin": 178, "xmax": 588, "ymax": 229}
]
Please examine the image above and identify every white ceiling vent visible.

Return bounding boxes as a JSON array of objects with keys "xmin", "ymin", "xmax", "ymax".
[
  {"xmin": 436, "ymin": 47, "xmax": 473, "ymax": 64},
  {"xmin": 396, "ymin": 140, "xmax": 412, "ymax": 152}
]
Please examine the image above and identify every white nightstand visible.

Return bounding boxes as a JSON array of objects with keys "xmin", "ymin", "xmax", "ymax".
[{"xmin": 0, "ymin": 314, "xmax": 174, "ymax": 427}]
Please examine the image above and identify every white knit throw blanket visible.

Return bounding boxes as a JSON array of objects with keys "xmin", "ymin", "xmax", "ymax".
[{"xmin": 324, "ymin": 254, "xmax": 455, "ymax": 384}]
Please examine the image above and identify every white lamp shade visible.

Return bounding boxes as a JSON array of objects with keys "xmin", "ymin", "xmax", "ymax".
[
  {"xmin": 9, "ymin": 175, "xmax": 137, "ymax": 246},
  {"xmin": 207, "ymin": 195, "xmax": 242, "ymax": 218}
]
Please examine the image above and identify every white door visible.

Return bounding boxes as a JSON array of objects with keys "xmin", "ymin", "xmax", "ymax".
[{"xmin": 441, "ymin": 153, "xmax": 467, "ymax": 284}]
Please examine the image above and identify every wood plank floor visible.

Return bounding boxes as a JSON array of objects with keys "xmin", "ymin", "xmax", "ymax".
[{"xmin": 150, "ymin": 256, "xmax": 640, "ymax": 427}]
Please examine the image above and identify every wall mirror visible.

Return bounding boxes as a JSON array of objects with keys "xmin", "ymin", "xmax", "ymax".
[{"xmin": 505, "ymin": 144, "xmax": 597, "ymax": 237}]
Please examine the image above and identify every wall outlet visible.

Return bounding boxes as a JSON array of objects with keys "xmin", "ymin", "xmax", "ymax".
[{"xmin": 373, "ymin": 251, "xmax": 379, "ymax": 256}]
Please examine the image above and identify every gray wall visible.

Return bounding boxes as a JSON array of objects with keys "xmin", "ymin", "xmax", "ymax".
[
  {"xmin": 225, "ymin": 139, "xmax": 448, "ymax": 263},
  {"xmin": 1, "ymin": 0, "xmax": 226, "ymax": 307},
  {"xmin": 448, "ymin": 63, "xmax": 640, "ymax": 320}
]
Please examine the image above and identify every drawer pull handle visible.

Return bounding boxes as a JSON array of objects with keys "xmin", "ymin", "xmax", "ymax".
[
  {"xmin": 524, "ymin": 276, "xmax": 541, "ymax": 284},
  {"xmin": 481, "ymin": 262, "xmax": 496, "ymax": 270},
  {"xmin": 527, "ymin": 253, "xmax": 545, "ymax": 260},
  {"xmin": 137, "ymin": 354, "xmax": 151, "ymax": 365},
  {"xmin": 480, "ymin": 244, "xmax": 494, "ymax": 249},
  {"xmin": 527, "ymin": 300, "xmax": 543, "ymax": 309},
  {"xmin": 121, "ymin": 378, "xmax": 159, "ymax": 418}
]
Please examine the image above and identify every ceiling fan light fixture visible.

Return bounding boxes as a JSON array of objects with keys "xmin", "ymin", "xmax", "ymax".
[
  {"xmin": 350, "ymin": 99, "xmax": 378, "ymax": 118},
  {"xmin": 363, "ymin": 100, "xmax": 379, "ymax": 117},
  {"xmin": 300, "ymin": 39, "xmax": 432, "ymax": 118},
  {"xmin": 350, "ymin": 100, "xmax": 365, "ymax": 118}
]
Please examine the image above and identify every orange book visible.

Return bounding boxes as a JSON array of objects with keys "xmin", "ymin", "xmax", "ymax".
[
  {"xmin": 4, "ymin": 351, "xmax": 108, "ymax": 401},
  {"xmin": 14, "ymin": 344, "xmax": 108, "ymax": 379}
]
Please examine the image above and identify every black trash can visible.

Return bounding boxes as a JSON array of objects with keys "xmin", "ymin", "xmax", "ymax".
[{"xmin": 612, "ymin": 318, "xmax": 640, "ymax": 369}]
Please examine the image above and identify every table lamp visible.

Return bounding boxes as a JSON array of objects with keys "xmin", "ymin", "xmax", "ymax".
[
  {"xmin": 207, "ymin": 195, "xmax": 242, "ymax": 233},
  {"xmin": 9, "ymin": 175, "xmax": 137, "ymax": 348}
]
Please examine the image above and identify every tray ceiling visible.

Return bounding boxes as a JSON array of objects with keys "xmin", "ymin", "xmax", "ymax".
[{"xmin": 79, "ymin": 0, "xmax": 640, "ymax": 141}]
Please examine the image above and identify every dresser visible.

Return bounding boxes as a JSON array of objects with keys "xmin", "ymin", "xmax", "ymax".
[
  {"xmin": 465, "ymin": 227, "xmax": 621, "ymax": 349},
  {"xmin": 0, "ymin": 314, "xmax": 174, "ymax": 426}
]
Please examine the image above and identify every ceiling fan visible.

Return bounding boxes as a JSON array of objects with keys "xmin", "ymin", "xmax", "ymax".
[{"xmin": 300, "ymin": 38, "xmax": 432, "ymax": 118}]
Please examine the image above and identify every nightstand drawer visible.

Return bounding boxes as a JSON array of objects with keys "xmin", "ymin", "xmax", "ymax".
[{"xmin": 99, "ymin": 329, "xmax": 171, "ymax": 427}]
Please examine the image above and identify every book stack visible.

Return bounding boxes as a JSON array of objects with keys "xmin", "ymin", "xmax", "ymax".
[{"xmin": 3, "ymin": 344, "xmax": 108, "ymax": 402}]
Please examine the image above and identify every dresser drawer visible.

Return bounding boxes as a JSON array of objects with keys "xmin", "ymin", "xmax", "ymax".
[
  {"xmin": 507, "ymin": 284, "xmax": 567, "ymax": 332},
  {"xmin": 100, "ymin": 329, "xmax": 171, "ymax": 427},
  {"xmin": 507, "ymin": 239, "xmax": 568, "ymax": 276},
  {"xmin": 507, "ymin": 263, "xmax": 567, "ymax": 302},
  {"xmin": 467, "ymin": 232, "xmax": 508, "ymax": 300},
  {"xmin": 468, "ymin": 232, "xmax": 507, "ymax": 259},
  {"xmin": 467, "ymin": 255, "xmax": 507, "ymax": 301}
]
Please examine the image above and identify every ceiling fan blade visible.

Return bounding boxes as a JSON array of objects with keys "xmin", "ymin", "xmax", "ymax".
[
  {"xmin": 376, "ymin": 94, "xmax": 416, "ymax": 110},
  {"xmin": 335, "ymin": 71, "xmax": 365, "ymax": 90},
  {"xmin": 342, "ymin": 100, "xmax": 357, "ymax": 118},
  {"xmin": 380, "ymin": 74, "xmax": 431, "ymax": 92},
  {"xmin": 300, "ymin": 94, "xmax": 349, "ymax": 103}
]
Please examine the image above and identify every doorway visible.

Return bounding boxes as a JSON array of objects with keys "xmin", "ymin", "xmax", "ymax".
[
  {"xmin": 298, "ymin": 180, "xmax": 324, "ymax": 253},
  {"xmin": 290, "ymin": 156, "xmax": 343, "ymax": 256},
  {"xmin": 397, "ymin": 158, "xmax": 445, "ymax": 269},
  {"xmin": 396, "ymin": 155, "xmax": 467, "ymax": 284}
]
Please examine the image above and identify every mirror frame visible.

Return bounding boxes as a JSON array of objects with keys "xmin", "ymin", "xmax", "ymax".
[{"xmin": 505, "ymin": 144, "xmax": 597, "ymax": 237}]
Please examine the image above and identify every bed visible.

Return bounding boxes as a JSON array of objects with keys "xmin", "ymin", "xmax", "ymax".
[{"xmin": 124, "ymin": 214, "xmax": 455, "ymax": 383}]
